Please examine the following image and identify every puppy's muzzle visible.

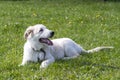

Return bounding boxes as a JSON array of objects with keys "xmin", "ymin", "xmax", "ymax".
[{"xmin": 50, "ymin": 31, "xmax": 54, "ymax": 38}]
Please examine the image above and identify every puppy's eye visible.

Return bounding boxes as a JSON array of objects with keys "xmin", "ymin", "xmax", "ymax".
[{"xmin": 39, "ymin": 29, "xmax": 43, "ymax": 32}]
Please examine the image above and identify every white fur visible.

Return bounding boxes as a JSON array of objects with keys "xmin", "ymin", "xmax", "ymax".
[{"xmin": 19, "ymin": 24, "xmax": 113, "ymax": 68}]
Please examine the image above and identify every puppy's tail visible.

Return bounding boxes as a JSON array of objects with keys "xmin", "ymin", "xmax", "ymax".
[{"xmin": 83, "ymin": 46, "xmax": 114, "ymax": 54}]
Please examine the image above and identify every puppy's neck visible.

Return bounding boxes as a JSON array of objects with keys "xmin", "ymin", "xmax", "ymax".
[{"xmin": 27, "ymin": 39, "xmax": 44, "ymax": 51}]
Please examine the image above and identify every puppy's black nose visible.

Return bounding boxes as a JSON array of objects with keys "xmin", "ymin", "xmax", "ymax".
[{"xmin": 50, "ymin": 31, "xmax": 54, "ymax": 38}]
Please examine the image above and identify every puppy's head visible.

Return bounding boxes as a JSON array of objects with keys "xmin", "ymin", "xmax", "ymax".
[{"xmin": 24, "ymin": 24, "xmax": 54, "ymax": 46}]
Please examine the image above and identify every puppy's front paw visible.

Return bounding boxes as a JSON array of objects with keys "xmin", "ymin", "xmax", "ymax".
[
  {"xmin": 40, "ymin": 61, "xmax": 48, "ymax": 68},
  {"xmin": 18, "ymin": 64, "xmax": 24, "ymax": 67},
  {"xmin": 18, "ymin": 62, "xmax": 27, "ymax": 67}
]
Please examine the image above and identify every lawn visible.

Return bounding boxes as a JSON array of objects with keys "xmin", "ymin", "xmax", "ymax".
[{"xmin": 0, "ymin": 0, "xmax": 120, "ymax": 80}]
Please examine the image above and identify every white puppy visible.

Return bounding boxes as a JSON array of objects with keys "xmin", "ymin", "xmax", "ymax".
[{"xmin": 20, "ymin": 24, "xmax": 113, "ymax": 68}]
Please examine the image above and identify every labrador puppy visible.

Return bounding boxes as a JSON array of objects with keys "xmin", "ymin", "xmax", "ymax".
[{"xmin": 19, "ymin": 24, "xmax": 113, "ymax": 68}]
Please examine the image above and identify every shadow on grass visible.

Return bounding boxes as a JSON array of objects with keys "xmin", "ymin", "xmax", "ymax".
[{"xmin": 56, "ymin": 58, "xmax": 120, "ymax": 70}]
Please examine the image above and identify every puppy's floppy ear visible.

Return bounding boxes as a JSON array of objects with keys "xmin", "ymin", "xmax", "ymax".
[{"xmin": 24, "ymin": 26, "xmax": 34, "ymax": 39}]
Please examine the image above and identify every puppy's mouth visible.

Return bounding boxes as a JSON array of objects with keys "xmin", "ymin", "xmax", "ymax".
[{"xmin": 39, "ymin": 38, "xmax": 53, "ymax": 45}]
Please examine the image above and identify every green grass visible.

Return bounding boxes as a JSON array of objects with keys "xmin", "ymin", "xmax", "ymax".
[{"xmin": 0, "ymin": 0, "xmax": 120, "ymax": 80}]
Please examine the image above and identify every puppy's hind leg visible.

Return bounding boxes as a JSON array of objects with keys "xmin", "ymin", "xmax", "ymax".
[{"xmin": 63, "ymin": 46, "xmax": 80, "ymax": 60}]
